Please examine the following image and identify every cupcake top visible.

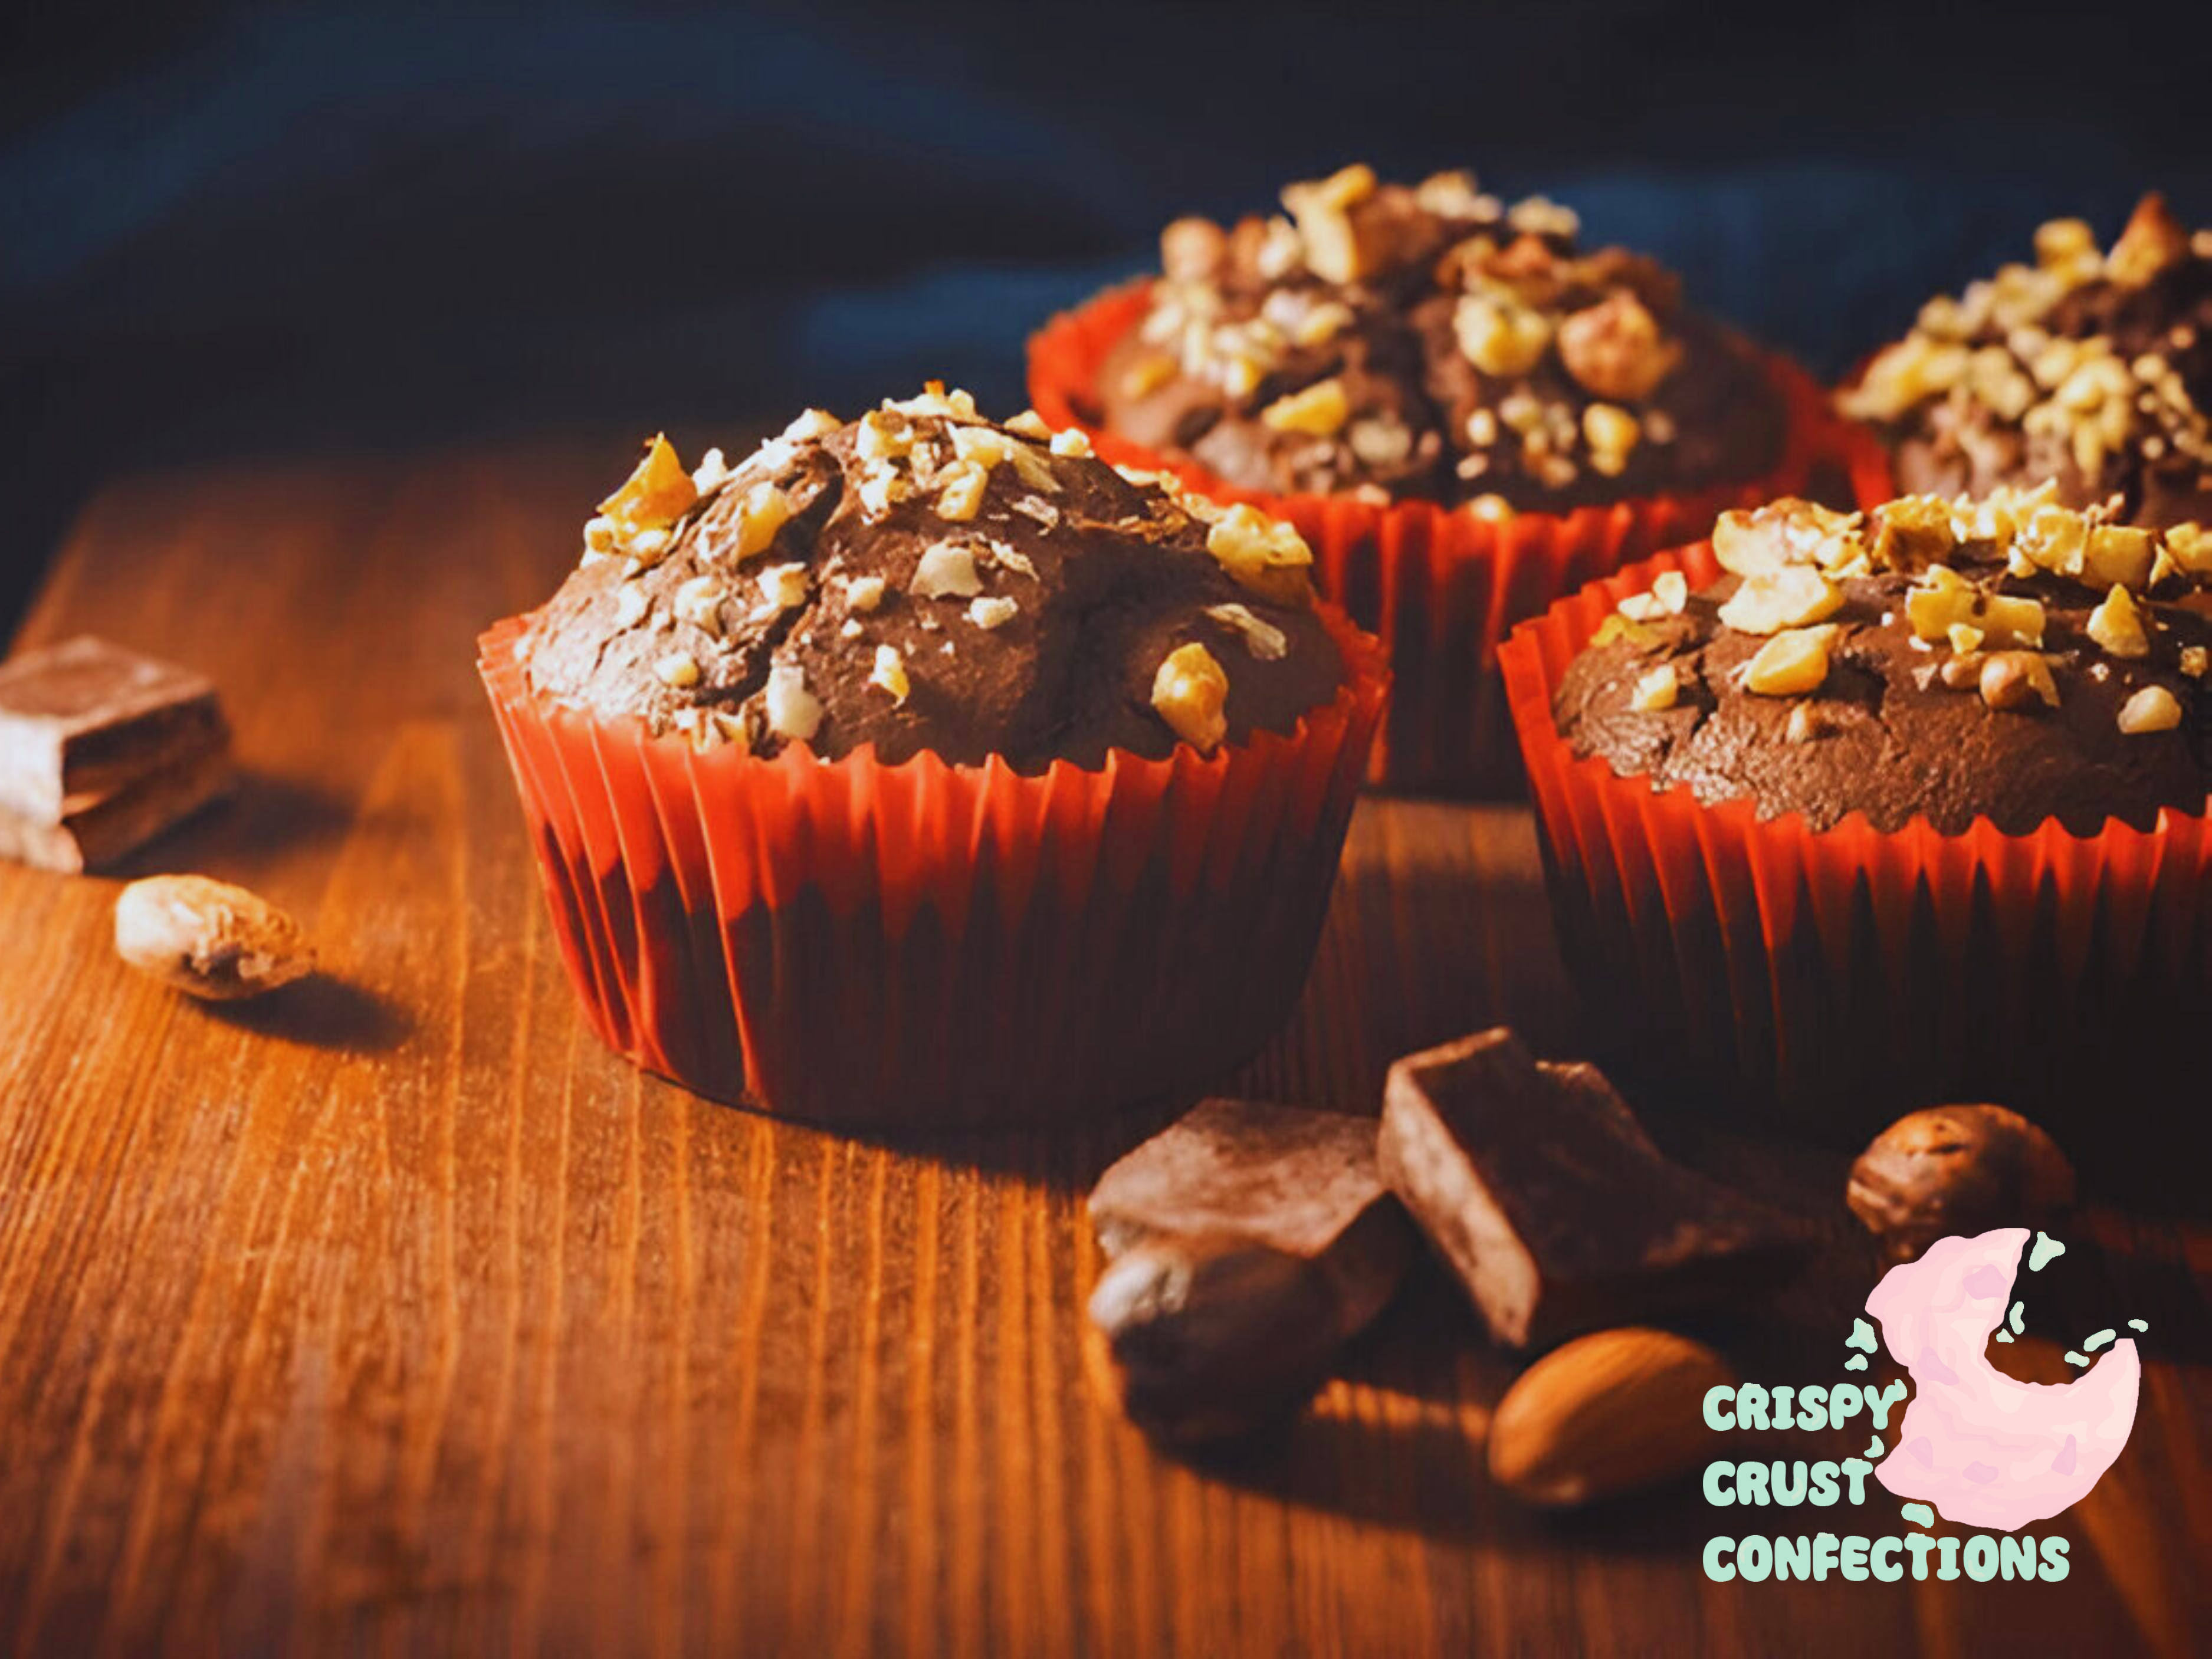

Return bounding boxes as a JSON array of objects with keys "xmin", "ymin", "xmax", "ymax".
[
  {"xmin": 1554, "ymin": 489, "xmax": 2212, "ymax": 835},
  {"xmin": 522, "ymin": 387, "xmax": 1345, "ymax": 770},
  {"xmin": 1840, "ymin": 195, "xmax": 2212, "ymax": 528},
  {"xmin": 1095, "ymin": 164, "xmax": 1786, "ymax": 511}
]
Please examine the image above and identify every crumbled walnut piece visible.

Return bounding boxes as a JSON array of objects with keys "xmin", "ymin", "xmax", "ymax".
[
  {"xmin": 1947, "ymin": 623, "xmax": 1985, "ymax": 656},
  {"xmin": 844, "ymin": 574, "xmax": 887, "ymax": 613},
  {"xmin": 1261, "ymin": 378, "xmax": 1351, "ymax": 436},
  {"xmin": 2034, "ymin": 218, "xmax": 2097, "ymax": 268},
  {"xmin": 1205, "ymin": 602, "xmax": 1289, "ymax": 661},
  {"xmin": 1205, "ymin": 505, "xmax": 1315, "ymax": 605},
  {"xmin": 690, "ymin": 447, "xmax": 730, "ymax": 496},
  {"xmin": 1711, "ymin": 498, "xmax": 1866, "ymax": 578},
  {"xmin": 613, "ymin": 584, "xmax": 651, "ymax": 630},
  {"xmin": 2107, "ymin": 193, "xmax": 2188, "ymax": 287},
  {"xmin": 1160, "ymin": 216, "xmax": 1228, "ymax": 282},
  {"xmin": 1281, "ymin": 164, "xmax": 1380, "ymax": 284},
  {"xmin": 600, "ymin": 434, "xmax": 698, "ymax": 531},
  {"xmin": 1742, "ymin": 625, "xmax": 1838, "ymax": 697},
  {"xmin": 1004, "ymin": 409, "xmax": 1052, "ymax": 441},
  {"xmin": 1347, "ymin": 417, "xmax": 1413, "ymax": 467},
  {"xmin": 1150, "ymin": 642, "xmax": 1230, "ymax": 753},
  {"xmin": 731, "ymin": 482, "xmax": 793, "ymax": 559},
  {"xmin": 1581, "ymin": 403, "xmax": 1640, "ymax": 475},
  {"xmin": 1868, "ymin": 495, "xmax": 1958, "ymax": 573},
  {"xmin": 936, "ymin": 461, "xmax": 989, "ymax": 521},
  {"xmin": 911, "ymin": 541, "xmax": 984, "ymax": 599},
  {"xmin": 2166, "ymin": 523, "xmax": 2212, "ymax": 576},
  {"xmin": 869, "ymin": 644, "xmax": 909, "ymax": 702},
  {"xmin": 1119, "ymin": 354, "xmax": 1177, "ymax": 400},
  {"xmin": 1049, "ymin": 428, "xmax": 1094, "ymax": 458},
  {"xmin": 764, "ymin": 663, "xmax": 823, "ymax": 743},
  {"xmin": 2083, "ymin": 524, "xmax": 2157, "ymax": 590},
  {"xmin": 755, "ymin": 562, "xmax": 810, "ymax": 616},
  {"xmin": 1838, "ymin": 336, "xmax": 1971, "ymax": 422},
  {"xmin": 1905, "ymin": 566, "xmax": 2046, "ymax": 649},
  {"xmin": 1718, "ymin": 565, "xmax": 1843, "ymax": 636},
  {"xmin": 1591, "ymin": 612, "xmax": 1659, "ymax": 649},
  {"xmin": 1938, "ymin": 654, "xmax": 1984, "ymax": 689},
  {"xmin": 1455, "ymin": 295, "xmax": 1552, "ymax": 377},
  {"xmin": 2086, "ymin": 584, "xmax": 2151, "ymax": 658},
  {"xmin": 1557, "ymin": 291, "xmax": 1679, "ymax": 403},
  {"xmin": 2116, "ymin": 684, "xmax": 2183, "ymax": 734},
  {"xmin": 624, "ymin": 527, "xmax": 672, "ymax": 572},
  {"xmin": 2181, "ymin": 646, "xmax": 2208, "ymax": 679},
  {"xmin": 1630, "ymin": 664, "xmax": 1678, "ymax": 712},
  {"xmin": 672, "ymin": 575, "xmax": 724, "ymax": 634},
  {"xmin": 1978, "ymin": 651, "xmax": 2060, "ymax": 712},
  {"xmin": 1652, "ymin": 571, "xmax": 1688, "ymax": 615},
  {"xmin": 654, "ymin": 651, "xmax": 701, "ymax": 690},
  {"xmin": 967, "ymin": 596, "xmax": 1018, "ymax": 630},
  {"xmin": 1784, "ymin": 700, "xmax": 1852, "ymax": 743}
]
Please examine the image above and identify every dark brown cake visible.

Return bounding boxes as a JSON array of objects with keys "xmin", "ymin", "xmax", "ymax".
[
  {"xmin": 1841, "ymin": 195, "xmax": 2212, "ymax": 529},
  {"xmin": 523, "ymin": 387, "xmax": 1344, "ymax": 770},
  {"xmin": 1096, "ymin": 164, "xmax": 1786, "ymax": 510},
  {"xmin": 1554, "ymin": 491, "xmax": 2212, "ymax": 834}
]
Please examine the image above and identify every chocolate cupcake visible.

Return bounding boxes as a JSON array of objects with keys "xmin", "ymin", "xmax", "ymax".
[
  {"xmin": 1841, "ymin": 194, "xmax": 2212, "ymax": 528},
  {"xmin": 1095, "ymin": 165, "xmax": 1784, "ymax": 511},
  {"xmin": 1031, "ymin": 165, "xmax": 1845, "ymax": 791},
  {"xmin": 1501, "ymin": 490, "xmax": 2212, "ymax": 1145},
  {"xmin": 480, "ymin": 387, "xmax": 1388, "ymax": 1128},
  {"xmin": 1555, "ymin": 492, "xmax": 2212, "ymax": 834}
]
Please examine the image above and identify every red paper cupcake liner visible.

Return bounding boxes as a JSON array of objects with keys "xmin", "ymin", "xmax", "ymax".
[
  {"xmin": 1029, "ymin": 281, "xmax": 1863, "ymax": 796},
  {"xmin": 1499, "ymin": 543, "xmax": 2212, "ymax": 1145},
  {"xmin": 478, "ymin": 606, "xmax": 1388, "ymax": 1130}
]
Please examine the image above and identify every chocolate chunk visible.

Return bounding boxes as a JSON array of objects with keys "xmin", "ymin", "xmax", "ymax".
[
  {"xmin": 1086, "ymin": 1099, "xmax": 1413, "ymax": 1441},
  {"xmin": 0, "ymin": 734, "xmax": 232, "ymax": 873},
  {"xmin": 1378, "ymin": 1029, "xmax": 1805, "ymax": 1349},
  {"xmin": 0, "ymin": 636, "xmax": 229, "ymax": 823}
]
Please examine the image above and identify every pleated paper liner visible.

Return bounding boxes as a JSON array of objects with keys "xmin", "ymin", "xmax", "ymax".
[
  {"xmin": 478, "ymin": 606, "xmax": 1388, "ymax": 1130},
  {"xmin": 1498, "ymin": 542, "xmax": 2212, "ymax": 1154},
  {"xmin": 1029, "ymin": 280, "xmax": 1860, "ymax": 796}
]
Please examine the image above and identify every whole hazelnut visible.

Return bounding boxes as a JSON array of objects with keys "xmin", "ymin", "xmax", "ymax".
[{"xmin": 1846, "ymin": 1105, "xmax": 2076, "ymax": 1263}]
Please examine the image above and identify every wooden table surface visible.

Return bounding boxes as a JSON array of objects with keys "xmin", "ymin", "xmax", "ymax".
[{"xmin": 1, "ymin": 448, "xmax": 2206, "ymax": 1658}]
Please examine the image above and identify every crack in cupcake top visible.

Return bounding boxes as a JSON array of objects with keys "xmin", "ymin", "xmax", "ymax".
[
  {"xmin": 1840, "ymin": 195, "xmax": 2212, "ymax": 529},
  {"xmin": 1097, "ymin": 164, "xmax": 1786, "ymax": 511},
  {"xmin": 1554, "ymin": 488, "xmax": 2212, "ymax": 835},
  {"xmin": 521, "ymin": 387, "xmax": 1345, "ymax": 771}
]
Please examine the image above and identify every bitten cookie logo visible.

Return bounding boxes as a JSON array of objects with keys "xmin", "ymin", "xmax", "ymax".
[{"xmin": 1702, "ymin": 1227, "xmax": 2145, "ymax": 1584}]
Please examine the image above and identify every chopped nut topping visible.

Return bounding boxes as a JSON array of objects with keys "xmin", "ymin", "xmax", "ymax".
[
  {"xmin": 1947, "ymin": 622, "xmax": 1985, "ymax": 656},
  {"xmin": 764, "ymin": 663, "xmax": 823, "ymax": 743},
  {"xmin": 1204, "ymin": 602, "xmax": 1289, "ymax": 661},
  {"xmin": 1205, "ymin": 504, "xmax": 1315, "ymax": 604},
  {"xmin": 2085, "ymin": 584, "xmax": 2150, "ymax": 658},
  {"xmin": 2182, "ymin": 645, "xmax": 2208, "ymax": 679},
  {"xmin": 1711, "ymin": 498, "xmax": 1867, "ymax": 578},
  {"xmin": 1047, "ymin": 428, "xmax": 1093, "ymax": 458},
  {"xmin": 732, "ymin": 482, "xmax": 793, "ymax": 559},
  {"xmin": 654, "ymin": 651, "xmax": 701, "ymax": 690},
  {"xmin": 869, "ymin": 644, "xmax": 910, "ymax": 702},
  {"xmin": 1556, "ymin": 291, "xmax": 1679, "ymax": 402},
  {"xmin": 1150, "ymin": 641, "xmax": 1231, "ymax": 753},
  {"xmin": 1455, "ymin": 294, "xmax": 1553, "ymax": 377},
  {"xmin": 1978, "ymin": 651, "xmax": 2060, "ymax": 712},
  {"xmin": 856, "ymin": 464, "xmax": 906, "ymax": 520},
  {"xmin": 2107, "ymin": 193, "xmax": 2188, "ymax": 287},
  {"xmin": 1630, "ymin": 664, "xmax": 1678, "ymax": 712},
  {"xmin": 2116, "ymin": 684, "xmax": 2183, "ymax": 734},
  {"xmin": 1004, "ymin": 409, "xmax": 1053, "ymax": 441},
  {"xmin": 1742, "ymin": 625, "xmax": 1838, "ymax": 697},
  {"xmin": 935, "ymin": 461, "xmax": 989, "ymax": 521},
  {"xmin": 1717, "ymin": 565, "xmax": 1843, "ymax": 636},
  {"xmin": 1651, "ymin": 570, "xmax": 1689, "ymax": 615},
  {"xmin": 690, "ymin": 447, "xmax": 730, "ymax": 496},
  {"xmin": 843, "ymin": 574, "xmax": 887, "ymax": 613},
  {"xmin": 967, "ymin": 596, "xmax": 1018, "ymax": 630},
  {"xmin": 911, "ymin": 541, "xmax": 984, "ymax": 599},
  {"xmin": 600, "ymin": 434, "xmax": 698, "ymax": 531},
  {"xmin": 1905, "ymin": 565, "xmax": 2045, "ymax": 649},
  {"xmin": 1581, "ymin": 403, "xmax": 1640, "ymax": 474},
  {"xmin": 1281, "ymin": 163, "xmax": 1380, "ymax": 284},
  {"xmin": 754, "ymin": 562, "xmax": 810, "ymax": 616},
  {"xmin": 613, "ymin": 584, "xmax": 651, "ymax": 630},
  {"xmin": 1259, "ymin": 377, "xmax": 1351, "ymax": 436},
  {"xmin": 672, "ymin": 576, "xmax": 724, "ymax": 634}
]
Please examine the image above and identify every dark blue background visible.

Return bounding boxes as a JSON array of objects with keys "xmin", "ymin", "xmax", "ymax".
[{"xmin": 5, "ymin": 0, "xmax": 2208, "ymax": 628}]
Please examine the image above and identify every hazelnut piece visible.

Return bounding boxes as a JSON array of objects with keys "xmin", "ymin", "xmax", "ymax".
[{"xmin": 1846, "ymin": 1105, "xmax": 2076, "ymax": 1263}]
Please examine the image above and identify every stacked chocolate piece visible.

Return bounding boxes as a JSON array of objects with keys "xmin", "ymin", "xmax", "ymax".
[{"xmin": 0, "ymin": 636, "xmax": 232, "ymax": 872}]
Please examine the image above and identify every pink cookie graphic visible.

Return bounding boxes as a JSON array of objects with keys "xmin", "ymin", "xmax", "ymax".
[{"xmin": 1867, "ymin": 1227, "xmax": 2138, "ymax": 1531}]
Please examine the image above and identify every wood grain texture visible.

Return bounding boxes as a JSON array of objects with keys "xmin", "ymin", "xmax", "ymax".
[{"xmin": 0, "ymin": 449, "xmax": 2206, "ymax": 1658}]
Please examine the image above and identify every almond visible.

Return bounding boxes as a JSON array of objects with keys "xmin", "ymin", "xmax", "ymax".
[
  {"xmin": 1487, "ymin": 1327, "xmax": 1732, "ymax": 1506},
  {"xmin": 113, "ymin": 875, "xmax": 316, "ymax": 1001}
]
